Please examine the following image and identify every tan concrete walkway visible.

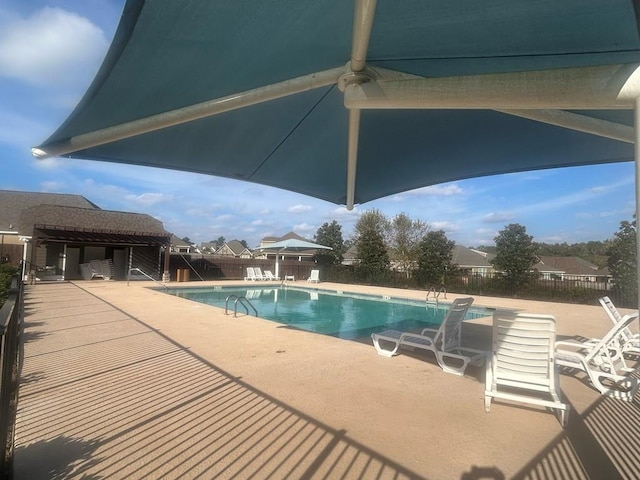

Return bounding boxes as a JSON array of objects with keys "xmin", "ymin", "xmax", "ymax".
[{"xmin": 13, "ymin": 281, "xmax": 640, "ymax": 479}]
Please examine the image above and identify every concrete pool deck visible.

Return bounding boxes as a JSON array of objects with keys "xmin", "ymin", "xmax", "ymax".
[{"xmin": 14, "ymin": 280, "xmax": 640, "ymax": 479}]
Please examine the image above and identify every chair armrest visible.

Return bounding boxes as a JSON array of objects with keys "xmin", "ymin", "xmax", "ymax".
[{"xmin": 420, "ymin": 327, "xmax": 438, "ymax": 336}]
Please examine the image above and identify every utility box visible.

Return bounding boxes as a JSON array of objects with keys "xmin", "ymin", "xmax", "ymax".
[{"xmin": 176, "ymin": 269, "xmax": 190, "ymax": 282}]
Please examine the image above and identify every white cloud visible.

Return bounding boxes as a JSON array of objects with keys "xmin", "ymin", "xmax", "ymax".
[
  {"xmin": 125, "ymin": 192, "xmax": 173, "ymax": 207},
  {"xmin": 482, "ymin": 212, "xmax": 515, "ymax": 223},
  {"xmin": 293, "ymin": 223, "xmax": 316, "ymax": 237},
  {"xmin": 40, "ymin": 180, "xmax": 64, "ymax": 191},
  {"xmin": 0, "ymin": 7, "xmax": 108, "ymax": 87},
  {"xmin": 288, "ymin": 204, "xmax": 313, "ymax": 213},
  {"xmin": 430, "ymin": 221, "xmax": 458, "ymax": 233},
  {"xmin": 406, "ymin": 184, "xmax": 464, "ymax": 196}
]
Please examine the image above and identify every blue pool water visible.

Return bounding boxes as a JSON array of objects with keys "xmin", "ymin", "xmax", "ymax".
[{"xmin": 165, "ymin": 286, "xmax": 490, "ymax": 340}]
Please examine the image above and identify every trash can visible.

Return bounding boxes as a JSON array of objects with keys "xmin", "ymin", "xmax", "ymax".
[{"xmin": 176, "ymin": 269, "xmax": 190, "ymax": 282}]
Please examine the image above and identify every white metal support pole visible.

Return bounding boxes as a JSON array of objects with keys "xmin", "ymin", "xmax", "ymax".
[
  {"xmin": 635, "ymin": 98, "xmax": 640, "ymax": 312},
  {"xmin": 62, "ymin": 244, "xmax": 67, "ymax": 281}
]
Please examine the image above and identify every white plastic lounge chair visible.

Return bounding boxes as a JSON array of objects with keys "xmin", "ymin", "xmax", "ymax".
[
  {"xmin": 556, "ymin": 312, "xmax": 640, "ymax": 401},
  {"xmin": 253, "ymin": 267, "xmax": 267, "ymax": 280},
  {"xmin": 307, "ymin": 269, "xmax": 320, "ymax": 283},
  {"xmin": 244, "ymin": 267, "xmax": 256, "ymax": 281},
  {"xmin": 264, "ymin": 270, "xmax": 280, "ymax": 281},
  {"xmin": 371, "ymin": 297, "xmax": 485, "ymax": 376},
  {"xmin": 79, "ymin": 263, "xmax": 93, "ymax": 280},
  {"xmin": 100, "ymin": 259, "xmax": 114, "ymax": 280},
  {"xmin": 598, "ymin": 296, "xmax": 640, "ymax": 355},
  {"xmin": 485, "ymin": 311, "xmax": 569, "ymax": 428}
]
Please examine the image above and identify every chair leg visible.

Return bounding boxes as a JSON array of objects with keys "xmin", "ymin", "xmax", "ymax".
[
  {"xmin": 371, "ymin": 334, "xmax": 400, "ymax": 357},
  {"xmin": 436, "ymin": 352, "xmax": 469, "ymax": 376}
]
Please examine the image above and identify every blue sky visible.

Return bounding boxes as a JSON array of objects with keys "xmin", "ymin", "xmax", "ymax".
[{"xmin": 0, "ymin": 1, "xmax": 636, "ymax": 249}]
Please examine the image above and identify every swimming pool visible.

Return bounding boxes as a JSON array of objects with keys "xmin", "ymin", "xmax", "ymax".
[{"xmin": 165, "ymin": 285, "xmax": 490, "ymax": 340}]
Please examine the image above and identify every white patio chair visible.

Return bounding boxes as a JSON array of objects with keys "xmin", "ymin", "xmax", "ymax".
[
  {"xmin": 253, "ymin": 267, "xmax": 267, "ymax": 280},
  {"xmin": 371, "ymin": 297, "xmax": 484, "ymax": 376},
  {"xmin": 485, "ymin": 311, "xmax": 569, "ymax": 428},
  {"xmin": 556, "ymin": 312, "xmax": 640, "ymax": 401},
  {"xmin": 244, "ymin": 267, "xmax": 256, "ymax": 281},
  {"xmin": 264, "ymin": 270, "xmax": 280, "ymax": 280},
  {"xmin": 307, "ymin": 269, "xmax": 320, "ymax": 283}
]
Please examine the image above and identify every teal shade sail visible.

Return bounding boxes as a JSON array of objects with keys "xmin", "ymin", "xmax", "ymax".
[{"xmin": 34, "ymin": 0, "xmax": 639, "ymax": 207}]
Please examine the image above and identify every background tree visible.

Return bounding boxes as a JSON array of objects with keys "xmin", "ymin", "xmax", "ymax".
[
  {"xmin": 491, "ymin": 223, "xmax": 538, "ymax": 290},
  {"xmin": 388, "ymin": 213, "xmax": 429, "ymax": 277},
  {"xmin": 354, "ymin": 210, "xmax": 390, "ymax": 280},
  {"xmin": 239, "ymin": 239, "xmax": 248, "ymax": 248},
  {"xmin": 215, "ymin": 236, "xmax": 226, "ymax": 245},
  {"xmin": 415, "ymin": 230, "xmax": 456, "ymax": 286},
  {"xmin": 181, "ymin": 236, "xmax": 191, "ymax": 244},
  {"xmin": 314, "ymin": 220, "xmax": 345, "ymax": 266},
  {"xmin": 607, "ymin": 216, "xmax": 637, "ymax": 306}
]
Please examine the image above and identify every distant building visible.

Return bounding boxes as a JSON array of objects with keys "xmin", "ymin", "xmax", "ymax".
[
  {"xmin": 452, "ymin": 246, "xmax": 495, "ymax": 276},
  {"xmin": 0, "ymin": 190, "xmax": 171, "ymax": 281},
  {"xmin": 535, "ymin": 256, "xmax": 610, "ymax": 282},
  {"xmin": 199, "ymin": 241, "xmax": 219, "ymax": 254},
  {"xmin": 342, "ymin": 245, "xmax": 358, "ymax": 266},
  {"xmin": 170, "ymin": 235, "xmax": 193, "ymax": 253},
  {"xmin": 215, "ymin": 240, "xmax": 253, "ymax": 258}
]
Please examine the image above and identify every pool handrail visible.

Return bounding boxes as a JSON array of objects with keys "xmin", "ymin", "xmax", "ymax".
[{"xmin": 224, "ymin": 295, "xmax": 258, "ymax": 317}]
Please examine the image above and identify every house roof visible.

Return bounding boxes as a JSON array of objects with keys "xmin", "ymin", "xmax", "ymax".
[
  {"xmin": 170, "ymin": 234, "xmax": 192, "ymax": 247},
  {"xmin": 537, "ymin": 256, "xmax": 609, "ymax": 276},
  {"xmin": 224, "ymin": 240, "xmax": 249, "ymax": 255},
  {"xmin": 261, "ymin": 231, "xmax": 308, "ymax": 244},
  {"xmin": 0, "ymin": 190, "xmax": 99, "ymax": 232},
  {"xmin": 452, "ymin": 245, "xmax": 493, "ymax": 268},
  {"xmin": 21, "ymin": 205, "xmax": 169, "ymax": 241}
]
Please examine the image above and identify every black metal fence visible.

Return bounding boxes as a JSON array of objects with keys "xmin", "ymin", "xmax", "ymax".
[
  {"xmin": 322, "ymin": 266, "xmax": 636, "ymax": 308},
  {"xmin": 166, "ymin": 255, "xmax": 637, "ymax": 308},
  {"xmin": 168, "ymin": 254, "xmax": 317, "ymax": 282},
  {"xmin": 0, "ymin": 275, "xmax": 23, "ymax": 479}
]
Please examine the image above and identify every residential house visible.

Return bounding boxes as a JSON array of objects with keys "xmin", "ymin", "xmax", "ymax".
[
  {"xmin": 170, "ymin": 235, "xmax": 194, "ymax": 253},
  {"xmin": 199, "ymin": 241, "xmax": 219, "ymax": 254},
  {"xmin": 215, "ymin": 240, "xmax": 253, "ymax": 258},
  {"xmin": 535, "ymin": 256, "xmax": 610, "ymax": 282},
  {"xmin": 452, "ymin": 246, "xmax": 495, "ymax": 277},
  {"xmin": 342, "ymin": 245, "xmax": 358, "ymax": 266},
  {"xmin": 0, "ymin": 190, "xmax": 171, "ymax": 281}
]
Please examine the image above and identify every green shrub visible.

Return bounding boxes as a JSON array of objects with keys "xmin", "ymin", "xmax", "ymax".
[{"xmin": 0, "ymin": 264, "xmax": 18, "ymax": 308}]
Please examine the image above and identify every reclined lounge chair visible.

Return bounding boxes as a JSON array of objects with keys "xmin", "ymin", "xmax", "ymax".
[
  {"xmin": 485, "ymin": 311, "xmax": 569, "ymax": 427},
  {"xmin": 371, "ymin": 297, "xmax": 485, "ymax": 376},
  {"xmin": 555, "ymin": 312, "xmax": 640, "ymax": 401},
  {"xmin": 598, "ymin": 296, "xmax": 640, "ymax": 355},
  {"xmin": 264, "ymin": 270, "xmax": 280, "ymax": 281}
]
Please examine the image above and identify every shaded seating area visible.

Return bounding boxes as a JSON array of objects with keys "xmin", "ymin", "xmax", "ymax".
[
  {"xmin": 484, "ymin": 311, "xmax": 569, "ymax": 427},
  {"xmin": 371, "ymin": 297, "xmax": 485, "ymax": 376}
]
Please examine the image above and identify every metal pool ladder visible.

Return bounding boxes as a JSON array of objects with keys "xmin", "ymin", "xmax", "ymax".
[
  {"xmin": 224, "ymin": 295, "xmax": 258, "ymax": 317},
  {"xmin": 426, "ymin": 286, "xmax": 447, "ymax": 303}
]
